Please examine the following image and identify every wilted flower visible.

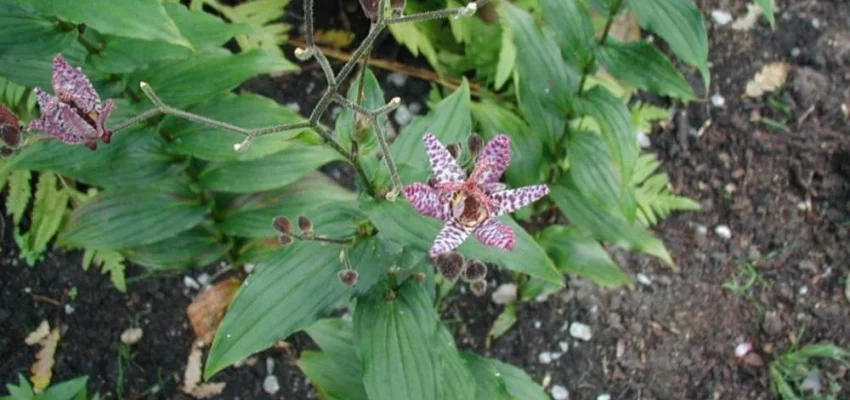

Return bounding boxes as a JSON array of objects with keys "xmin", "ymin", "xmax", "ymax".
[
  {"xmin": 273, "ymin": 216, "xmax": 292, "ymax": 235},
  {"xmin": 403, "ymin": 133, "xmax": 549, "ymax": 257},
  {"xmin": 297, "ymin": 215, "xmax": 314, "ymax": 237},
  {"xmin": 29, "ymin": 54, "xmax": 114, "ymax": 150},
  {"xmin": 461, "ymin": 259, "xmax": 487, "ymax": 282},
  {"xmin": 0, "ymin": 104, "xmax": 22, "ymax": 150}
]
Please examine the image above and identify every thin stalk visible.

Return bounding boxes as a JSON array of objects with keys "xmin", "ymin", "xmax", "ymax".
[
  {"xmin": 110, "ymin": 108, "xmax": 162, "ymax": 133},
  {"xmin": 371, "ymin": 115, "xmax": 403, "ymax": 194},
  {"xmin": 576, "ymin": 0, "xmax": 623, "ymax": 95}
]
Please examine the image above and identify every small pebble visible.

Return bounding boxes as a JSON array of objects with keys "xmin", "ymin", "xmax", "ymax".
[
  {"xmin": 197, "ymin": 273, "xmax": 211, "ymax": 287},
  {"xmin": 715, "ymin": 225, "xmax": 732, "ymax": 240},
  {"xmin": 551, "ymin": 385, "xmax": 569, "ymax": 400},
  {"xmin": 569, "ymin": 322, "xmax": 593, "ymax": 341},
  {"xmin": 244, "ymin": 264, "xmax": 255, "ymax": 274},
  {"xmin": 64, "ymin": 304, "xmax": 75, "ymax": 315},
  {"xmin": 394, "ymin": 104, "xmax": 413, "ymax": 126},
  {"xmin": 284, "ymin": 102, "xmax": 300, "ymax": 113},
  {"xmin": 408, "ymin": 102, "xmax": 422, "ymax": 115},
  {"xmin": 262, "ymin": 375, "xmax": 280, "ymax": 395},
  {"xmin": 597, "ymin": 395, "xmax": 612, "ymax": 400},
  {"xmin": 387, "ymin": 72, "xmax": 408, "ymax": 87},
  {"xmin": 533, "ymin": 320, "xmax": 542, "ymax": 329},
  {"xmin": 183, "ymin": 276, "xmax": 200, "ymax": 290},
  {"xmin": 711, "ymin": 94, "xmax": 726, "ymax": 107},
  {"xmin": 121, "ymin": 328, "xmax": 144, "ymax": 345},
  {"xmin": 800, "ymin": 369, "xmax": 822, "ymax": 392},
  {"xmin": 636, "ymin": 273, "xmax": 652, "ymax": 286},
  {"xmin": 735, "ymin": 342, "xmax": 753, "ymax": 357},
  {"xmin": 799, "ymin": 286, "xmax": 808, "ymax": 296},
  {"xmin": 636, "ymin": 131, "xmax": 651, "ymax": 148},
  {"xmin": 491, "ymin": 283, "xmax": 517, "ymax": 305},
  {"xmin": 538, "ymin": 352, "xmax": 553, "ymax": 364},
  {"xmin": 791, "ymin": 47, "xmax": 801, "ymax": 57},
  {"xmin": 558, "ymin": 341, "xmax": 569, "ymax": 352},
  {"xmin": 695, "ymin": 224, "xmax": 708, "ymax": 236},
  {"xmin": 711, "ymin": 10, "xmax": 733, "ymax": 26}
]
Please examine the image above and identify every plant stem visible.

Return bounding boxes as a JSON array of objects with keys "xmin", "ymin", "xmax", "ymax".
[
  {"xmin": 110, "ymin": 108, "xmax": 162, "ymax": 133},
  {"xmin": 576, "ymin": 0, "xmax": 623, "ymax": 95},
  {"xmin": 370, "ymin": 115, "xmax": 403, "ymax": 194}
]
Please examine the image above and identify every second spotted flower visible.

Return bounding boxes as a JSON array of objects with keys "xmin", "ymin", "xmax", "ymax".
[{"xmin": 403, "ymin": 133, "xmax": 549, "ymax": 257}]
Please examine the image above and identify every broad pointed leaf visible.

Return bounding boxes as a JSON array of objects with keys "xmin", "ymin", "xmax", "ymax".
[
  {"xmin": 123, "ymin": 228, "xmax": 231, "ymax": 270},
  {"xmin": 539, "ymin": 225, "xmax": 632, "ymax": 288},
  {"xmin": 599, "ymin": 40, "xmax": 695, "ymax": 100}
]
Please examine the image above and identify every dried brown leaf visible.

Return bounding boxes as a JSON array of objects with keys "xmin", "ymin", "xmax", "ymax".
[
  {"xmin": 24, "ymin": 320, "xmax": 50, "ymax": 345},
  {"xmin": 745, "ymin": 62, "xmax": 790, "ymax": 97},
  {"xmin": 182, "ymin": 340, "xmax": 226, "ymax": 399},
  {"xmin": 30, "ymin": 328, "xmax": 60, "ymax": 393},
  {"xmin": 186, "ymin": 278, "xmax": 240, "ymax": 346},
  {"xmin": 609, "ymin": 11, "xmax": 641, "ymax": 42}
]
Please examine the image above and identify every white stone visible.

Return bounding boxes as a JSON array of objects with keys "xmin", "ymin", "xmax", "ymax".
[
  {"xmin": 711, "ymin": 94, "xmax": 726, "ymax": 108},
  {"xmin": 394, "ymin": 104, "xmax": 413, "ymax": 126},
  {"xmin": 636, "ymin": 273, "xmax": 652, "ymax": 286},
  {"xmin": 387, "ymin": 72, "xmax": 408, "ymax": 87},
  {"xmin": 64, "ymin": 304, "xmax": 75, "ymax": 315},
  {"xmin": 533, "ymin": 320, "xmax": 542, "ymax": 329},
  {"xmin": 735, "ymin": 342, "xmax": 752, "ymax": 357},
  {"xmin": 711, "ymin": 10, "xmax": 734, "ymax": 26},
  {"xmin": 636, "ymin": 131, "xmax": 651, "ymax": 148},
  {"xmin": 597, "ymin": 395, "xmax": 612, "ymax": 400},
  {"xmin": 538, "ymin": 352, "xmax": 553, "ymax": 364},
  {"xmin": 183, "ymin": 276, "xmax": 200, "ymax": 290},
  {"xmin": 197, "ymin": 273, "xmax": 211, "ymax": 287},
  {"xmin": 244, "ymin": 264, "xmax": 255, "ymax": 274},
  {"xmin": 695, "ymin": 224, "xmax": 708, "ymax": 236},
  {"xmin": 262, "ymin": 375, "xmax": 280, "ymax": 395},
  {"xmin": 120, "ymin": 328, "xmax": 144, "ymax": 345},
  {"xmin": 799, "ymin": 286, "xmax": 808, "ymax": 296},
  {"xmin": 491, "ymin": 284, "xmax": 518, "ymax": 305},
  {"xmin": 569, "ymin": 322, "xmax": 593, "ymax": 341},
  {"xmin": 715, "ymin": 225, "xmax": 732, "ymax": 240},
  {"xmin": 558, "ymin": 341, "xmax": 569, "ymax": 352},
  {"xmin": 551, "ymin": 385, "xmax": 569, "ymax": 400}
]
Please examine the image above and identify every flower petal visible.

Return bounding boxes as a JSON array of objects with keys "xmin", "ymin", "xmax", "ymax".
[
  {"xmin": 474, "ymin": 134, "xmax": 511, "ymax": 185},
  {"xmin": 96, "ymin": 99, "xmax": 115, "ymax": 143},
  {"xmin": 474, "ymin": 219, "xmax": 515, "ymax": 251},
  {"xmin": 430, "ymin": 220, "xmax": 472, "ymax": 257},
  {"xmin": 51, "ymin": 54, "xmax": 102, "ymax": 114},
  {"xmin": 31, "ymin": 89, "xmax": 96, "ymax": 145},
  {"xmin": 492, "ymin": 185, "xmax": 550, "ymax": 216},
  {"xmin": 403, "ymin": 182, "xmax": 450, "ymax": 220},
  {"xmin": 424, "ymin": 133, "xmax": 465, "ymax": 184}
]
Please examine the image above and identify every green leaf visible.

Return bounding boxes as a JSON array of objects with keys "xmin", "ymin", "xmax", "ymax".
[
  {"xmin": 471, "ymin": 101, "xmax": 544, "ymax": 188},
  {"xmin": 539, "ymin": 226, "xmax": 632, "ymax": 288},
  {"xmin": 6, "ymin": 169, "xmax": 31, "ymax": 226},
  {"xmin": 487, "ymin": 356, "xmax": 550, "ymax": 400},
  {"xmin": 38, "ymin": 376, "xmax": 88, "ymax": 400},
  {"xmin": 162, "ymin": 93, "xmax": 310, "ymax": 162},
  {"xmin": 541, "ymin": 0, "xmax": 596, "ymax": 67},
  {"xmin": 489, "ymin": 302, "xmax": 517, "ymax": 340},
  {"xmin": 599, "ymin": 40, "xmax": 695, "ymax": 100},
  {"xmin": 626, "ymin": 0, "xmax": 710, "ymax": 87},
  {"xmin": 387, "ymin": 23, "xmax": 440, "ymax": 70},
  {"xmin": 388, "ymin": 80, "xmax": 471, "ymax": 179},
  {"xmin": 336, "ymin": 69, "xmax": 386, "ymax": 157},
  {"xmin": 217, "ymin": 173, "xmax": 358, "ymax": 238},
  {"xmin": 123, "ymin": 228, "xmax": 231, "ymax": 270},
  {"xmin": 364, "ymin": 199, "xmax": 563, "ymax": 286},
  {"xmin": 503, "ymin": 2, "xmax": 577, "ymax": 149},
  {"xmin": 87, "ymin": 36, "xmax": 192, "ymax": 74},
  {"xmin": 205, "ymin": 241, "xmax": 353, "ymax": 378},
  {"xmin": 83, "ymin": 249, "xmax": 127, "ymax": 292},
  {"xmin": 26, "ymin": 0, "xmax": 192, "ymax": 49},
  {"xmin": 165, "ymin": 3, "xmax": 251, "ymax": 50},
  {"xmin": 198, "ymin": 144, "xmax": 341, "ymax": 193},
  {"xmin": 354, "ymin": 280, "xmax": 441, "ymax": 400},
  {"xmin": 460, "ymin": 353, "xmax": 513, "ymax": 400},
  {"xmin": 753, "ymin": 0, "xmax": 775, "ymax": 28},
  {"xmin": 632, "ymin": 154, "xmax": 700, "ymax": 226},
  {"xmin": 462, "ymin": 353, "xmax": 549, "ymax": 400},
  {"xmin": 59, "ymin": 190, "xmax": 206, "ymax": 250},
  {"xmin": 301, "ymin": 319, "xmax": 368, "ymax": 400},
  {"xmin": 305, "ymin": 319, "xmax": 359, "ymax": 367},
  {"xmin": 9, "ymin": 127, "xmax": 182, "ymax": 190},
  {"xmin": 566, "ymin": 130, "xmax": 622, "ymax": 212},
  {"xmin": 0, "ymin": 4, "xmax": 79, "ymax": 59},
  {"xmin": 132, "ymin": 49, "xmax": 296, "ymax": 107},
  {"xmin": 550, "ymin": 181, "xmax": 672, "ymax": 265},
  {"xmin": 18, "ymin": 171, "xmax": 69, "ymax": 265},
  {"xmin": 494, "ymin": 16, "xmax": 516, "ymax": 90},
  {"xmin": 577, "ymin": 86, "xmax": 638, "ymax": 186},
  {"xmin": 436, "ymin": 324, "xmax": 477, "ymax": 400},
  {"xmin": 0, "ymin": 41, "xmax": 87, "ymax": 89}
]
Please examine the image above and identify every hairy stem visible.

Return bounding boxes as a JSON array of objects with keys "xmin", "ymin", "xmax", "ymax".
[
  {"xmin": 110, "ymin": 108, "xmax": 162, "ymax": 133},
  {"xmin": 370, "ymin": 115, "xmax": 403, "ymax": 194}
]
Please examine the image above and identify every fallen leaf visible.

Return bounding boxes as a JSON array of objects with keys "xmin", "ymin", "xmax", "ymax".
[
  {"xmin": 24, "ymin": 320, "xmax": 50, "ymax": 345},
  {"xmin": 745, "ymin": 62, "xmax": 790, "ymax": 97},
  {"xmin": 30, "ymin": 328, "xmax": 60, "ymax": 393},
  {"xmin": 731, "ymin": 3, "xmax": 763, "ymax": 31},
  {"xmin": 182, "ymin": 340, "xmax": 227, "ymax": 399},
  {"xmin": 186, "ymin": 278, "xmax": 240, "ymax": 346}
]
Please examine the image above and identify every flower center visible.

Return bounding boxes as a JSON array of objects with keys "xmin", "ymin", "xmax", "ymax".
[{"xmin": 451, "ymin": 190, "xmax": 489, "ymax": 228}]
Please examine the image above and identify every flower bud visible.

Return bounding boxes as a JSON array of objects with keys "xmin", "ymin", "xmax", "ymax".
[
  {"xmin": 469, "ymin": 279, "xmax": 487, "ymax": 297},
  {"xmin": 338, "ymin": 269, "xmax": 359, "ymax": 286},
  {"xmin": 359, "ymin": 0, "xmax": 380, "ymax": 22},
  {"xmin": 414, "ymin": 272, "xmax": 426, "ymax": 282},
  {"xmin": 298, "ymin": 216, "xmax": 313, "ymax": 234},
  {"xmin": 279, "ymin": 234, "xmax": 294, "ymax": 246},
  {"xmin": 433, "ymin": 252, "xmax": 464, "ymax": 282},
  {"xmin": 461, "ymin": 260, "xmax": 487, "ymax": 283},
  {"xmin": 273, "ymin": 216, "xmax": 292, "ymax": 235},
  {"xmin": 446, "ymin": 142, "xmax": 461, "ymax": 159},
  {"xmin": 0, "ymin": 104, "xmax": 21, "ymax": 148},
  {"xmin": 467, "ymin": 134, "xmax": 483, "ymax": 159},
  {"xmin": 390, "ymin": 0, "xmax": 406, "ymax": 17}
]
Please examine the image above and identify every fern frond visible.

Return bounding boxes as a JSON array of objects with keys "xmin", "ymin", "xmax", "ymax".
[{"xmin": 632, "ymin": 154, "xmax": 700, "ymax": 226}]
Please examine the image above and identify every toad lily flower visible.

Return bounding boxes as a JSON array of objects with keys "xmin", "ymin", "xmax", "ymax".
[
  {"xmin": 403, "ymin": 133, "xmax": 549, "ymax": 257},
  {"xmin": 30, "ymin": 54, "xmax": 115, "ymax": 150}
]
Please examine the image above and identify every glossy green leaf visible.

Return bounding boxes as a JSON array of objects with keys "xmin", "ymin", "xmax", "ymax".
[
  {"xmin": 205, "ymin": 241, "xmax": 353, "ymax": 378},
  {"xmin": 336, "ymin": 68, "xmax": 386, "ymax": 156},
  {"xmin": 461, "ymin": 353, "xmax": 513, "ymax": 400},
  {"xmin": 0, "ymin": 41, "xmax": 86, "ymax": 89},
  {"xmin": 436, "ymin": 324, "xmax": 477, "ymax": 400},
  {"xmin": 753, "ymin": 0, "xmax": 775, "ymax": 28},
  {"xmin": 599, "ymin": 40, "xmax": 695, "ymax": 100},
  {"xmin": 199, "ymin": 144, "xmax": 340, "ymax": 193},
  {"xmin": 541, "ymin": 0, "xmax": 595, "ymax": 67},
  {"xmin": 0, "ymin": 4, "xmax": 78, "ymax": 59},
  {"xmin": 550, "ymin": 181, "xmax": 672, "ymax": 265},
  {"xmin": 59, "ymin": 190, "xmax": 206, "ymax": 250},
  {"xmin": 87, "ymin": 36, "xmax": 192, "ymax": 74},
  {"xmin": 364, "ymin": 199, "xmax": 563, "ymax": 286},
  {"xmin": 132, "ymin": 49, "xmax": 296, "ymax": 107},
  {"xmin": 567, "ymin": 130, "xmax": 622, "ymax": 213},
  {"xmin": 17, "ymin": 171, "xmax": 69, "ymax": 265},
  {"xmin": 494, "ymin": 15, "xmax": 516, "ymax": 90},
  {"xmin": 627, "ymin": 0, "xmax": 710, "ymax": 87},
  {"xmin": 162, "ymin": 93, "xmax": 310, "ymax": 162},
  {"xmin": 388, "ymin": 80, "xmax": 471, "ymax": 180},
  {"xmin": 539, "ymin": 226, "xmax": 632, "ymax": 288},
  {"xmin": 9, "ymin": 127, "xmax": 183, "ymax": 190},
  {"xmin": 462, "ymin": 353, "xmax": 548, "ymax": 400},
  {"xmin": 471, "ymin": 101, "xmax": 544, "ymax": 188},
  {"xmin": 503, "ymin": 2, "xmax": 576, "ymax": 149},
  {"xmin": 25, "ymin": 0, "xmax": 192, "ymax": 49},
  {"xmin": 165, "ymin": 3, "xmax": 251, "ymax": 50},
  {"xmin": 305, "ymin": 319, "xmax": 359, "ymax": 367},
  {"xmin": 355, "ymin": 280, "xmax": 441, "ymax": 400},
  {"xmin": 577, "ymin": 86, "xmax": 638, "ymax": 187},
  {"xmin": 217, "ymin": 173, "xmax": 357, "ymax": 238},
  {"xmin": 347, "ymin": 237, "xmax": 403, "ymax": 296},
  {"xmin": 6, "ymin": 169, "xmax": 31, "ymax": 226},
  {"xmin": 123, "ymin": 228, "xmax": 231, "ymax": 270},
  {"xmin": 301, "ymin": 319, "xmax": 368, "ymax": 400}
]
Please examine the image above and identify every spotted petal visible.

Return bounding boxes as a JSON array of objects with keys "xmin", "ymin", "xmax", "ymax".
[
  {"xmin": 473, "ymin": 134, "xmax": 511, "ymax": 185},
  {"xmin": 473, "ymin": 219, "xmax": 515, "ymax": 251},
  {"xmin": 30, "ymin": 89, "xmax": 96, "ymax": 145},
  {"xmin": 424, "ymin": 133, "xmax": 465, "ymax": 185},
  {"xmin": 491, "ymin": 185, "xmax": 550, "ymax": 217},
  {"xmin": 52, "ymin": 54, "xmax": 101, "ymax": 114},
  {"xmin": 403, "ymin": 182, "xmax": 450, "ymax": 221},
  {"xmin": 429, "ymin": 220, "xmax": 473, "ymax": 257}
]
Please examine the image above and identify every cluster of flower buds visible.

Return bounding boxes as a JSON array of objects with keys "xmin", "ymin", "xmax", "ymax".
[
  {"xmin": 0, "ymin": 105, "xmax": 22, "ymax": 155},
  {"xmin": 432, "ymin": 252, "xmax": 489, "ymax": 297},
  {"xmin": 272, "ymin": 215, "xmax": 315, "ymax": 245}
]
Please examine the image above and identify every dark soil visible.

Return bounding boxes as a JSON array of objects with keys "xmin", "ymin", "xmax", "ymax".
[{"xmin": 3, "ymin": 0, "xmax": 850, "ymax": 399}]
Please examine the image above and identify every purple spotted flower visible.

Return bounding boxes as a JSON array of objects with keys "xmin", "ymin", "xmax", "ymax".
[
  {"xmin": 403, "ymin": 133, "xmax": 549, "ymax": 257},
  {"xmin": 29, "ymin": 54, "xmax": 114, "ymax": 150}
]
